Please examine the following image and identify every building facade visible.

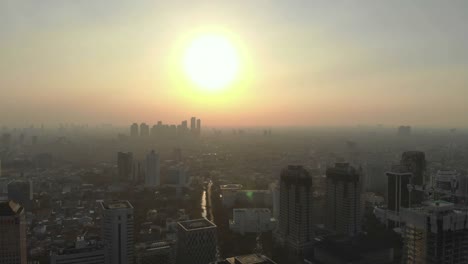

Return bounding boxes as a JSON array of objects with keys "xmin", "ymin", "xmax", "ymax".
[
  {"xmin": 145, "ymin": 150, "xmax": 160, "ymax": 187},
  {"xmin": 0, "ymin": 201, "xmax": 27, "ymax": 264},
  {"xmin": 277, "ymin": 165, "xmax": 314, "ymax": 253},
  {"xmin": 176, "ymin": 218, "xmax": 217, "ymax": 264},
  {"xmin": 100, "ymin": 200, "xmax": 134, "ymax": 264},
  {"xmin": 400, "ymin": 201, "xmax": 468, "ymax": 264},
  {"xmin": 325, "ymin": 163, "xmax": 363, "ymax": 237},
  {"xmin": 118, "ymin": 152, "xmax": 134, "ymax": 181}
]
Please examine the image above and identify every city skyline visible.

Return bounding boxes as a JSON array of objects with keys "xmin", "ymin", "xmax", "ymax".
[{"xmin": 2, "ymin": 1, "xmax": 468, "ymax": 127}]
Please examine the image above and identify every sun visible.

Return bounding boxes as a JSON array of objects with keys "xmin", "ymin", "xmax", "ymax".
[{"xmin": 183, "ymin": 34, "xmax": 240, "ymax": 91}]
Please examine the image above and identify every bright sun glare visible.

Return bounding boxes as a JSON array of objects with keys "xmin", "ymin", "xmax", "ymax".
[{"xmin": 183, "ymin": 34, "xmax": 240, "ymax": 91}]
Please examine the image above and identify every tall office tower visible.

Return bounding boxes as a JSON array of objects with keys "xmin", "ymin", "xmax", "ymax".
[
  {"xmin": 135, "ymin": 241, "xmax": 176, "ymax": 264},
  {"xmin": 400, "ymin": 201, "xmax": 468, "ymax": 264},
  {"xmin": 400, "ymin": 151, "xmax": 427, "ymax": 204},
  {"xmin": 269, "ymin": 182, "xmax": 280, "ymax": 220},
  {"xmin": 130, "ymin": 123, "xmax": 139, "ymax": 137},
  {"xmin": 145, "ymin": 150, "xmax": 160, "ymax": 187},
  {"xmin": 117, "ymin": 152, "xmax": 133, "ymax": 181},
  {"xmin": 100, "ymin": 200, "xmax": 134, "ymax": 264},
  {"xmin": 0, "ymin": 200, "xmax": 27, "ymax": 264},
  {"xmin": 181, "ymin": 120, "xmax": 188, "ymax": 133},
  {"xmin": 7, "ymin": 181, "xmax": 32, "ymax": 210},
  {"xmin": 277, "ymin": 165, "xmax": 314, "ymax": 254},
  {"xmin": 400, "ymin": 151, "xmax": 426, "ymax": 185},
  {"xmin": 140, "ymin": 123, "xmax": 149, "ymax": 137},
  {"xmin": 190, "ymin": 117, "xmax": 196, "ymax": 133},
  {"xmin": 176, "ymin": 219, "xmax": 217, "ymax": 264},
  {"xmin": 196, "ymin": 119, "xmax": 201, "ymax": 136},
  {"xmin": 325, "ymin": 163, "xmax": 363, "ymax": 237},
  {"xmin": 50, "ymin": 237, "xmax": 106, "ymax": 264},
  {"xmin": 386, "ymin": 166, "xmax": 412, "ymax": 213}
]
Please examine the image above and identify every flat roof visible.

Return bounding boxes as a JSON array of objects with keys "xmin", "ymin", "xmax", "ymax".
[
  {"xmin": 100, "ymin": 200, "xmax": 133, "ymax": 210},
  {"xmin": 228, "ymin": 254, "xmax": 277, "ymax": 264},
  {"xmin": 178, "ymin": 218, "xmax": 216, "ymax": 231},
  {"xmin": 220, "ymin": 184, "xmax": 243, "ymax": 190}
]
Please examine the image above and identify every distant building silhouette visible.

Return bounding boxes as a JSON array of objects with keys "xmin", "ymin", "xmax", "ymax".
[
  {"xmin": 190, "ymin": 117, "xmax": 196, "ymax": 135},
  {"xmin": 398, "ymin": 126, "xmax": 411, "ymax": 136},
  {"xmin": 117, "ymin": 152, "xmax": 133, "ymax": 181},
  {"xmin": 196, "ymin": 118, "xmax": 201, "ymax": 136},
  {"xmin": 140, "ymin": 123, "xmax": 149, "ymax": 137},
  {"xmin": 176, "ymin": 218, "xmax": 217, "ymax": 264},
  {"xmin": 0, "ymin": 200, "xmax": 27, "ymax": 264},
  {"xmin": 276, "ymin": 165, "xmax": 314, "ymax": 254},
  {"xmin": 130, "ymin": 123, "xmax": 139, "ymax": 137},
  {"xmin": 145, "ymin": 150, "xmax": 160, "ymax": 187},
  {"xmin": 325, "ymin": 163, "xmax": 363, "ymax": 237},
  {"xmin": 100, "ymin": 200, "xmax": 134, "ymax": 264}
]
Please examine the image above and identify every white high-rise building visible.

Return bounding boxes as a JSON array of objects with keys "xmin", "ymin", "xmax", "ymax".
[
  {"xmin": 145, "ymin": 150, "xmax": 160, "ymax": 187},
  {"xmin": 325, "ymin": 163, "xmax": 363, "ymax": 237},
  {"xmin": 100, "ymin": 200, "xmax": 134, "ymax": 264},
  {"xmin": 276, "ymin": 165, "xmax": 314, "ymax": 254}
]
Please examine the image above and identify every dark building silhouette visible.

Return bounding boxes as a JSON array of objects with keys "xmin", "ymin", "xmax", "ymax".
[
  {"xmin": 398, "ymin": 126, "xmax": 411, "ymax": 136},
  {"xmin": 117, "ymin": 152, "xmax": 133, "ymax": 181},
  {"xmin": 196, "ymin": 118, "xmax": 201, "ymax": 136},
  {"xmin": 130, "ymin": 123, "xmax": 139, "ymax": 137},
  {"xmin": 0, "ymin": 200, "xmax": 27, "ymax": 264},
  {"xmin": 277, "ymin": 165, "xmax": 314, "ymax": 254},
  {"xmin": 325, "ymin": 163, "xmax": 363, "ymax": 236},
  {"xmin": 140, "ymin": 123, "xmax": 149, "ymax": 137}
]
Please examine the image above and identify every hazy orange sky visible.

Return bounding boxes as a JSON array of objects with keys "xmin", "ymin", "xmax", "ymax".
[{"xmin": 1, "ymin": 1, "xmax": 468, "ymax": 127}]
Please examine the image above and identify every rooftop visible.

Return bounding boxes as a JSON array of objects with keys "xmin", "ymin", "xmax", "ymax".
[
  {"xmin": 226, "ymin": 254, "xmax": 277, "ymax": 264},
  {"xmin": 178, "ymin": 218, "xmax": 216, "ymax": 231},
  {"xmin": 100, "ymin": 200, "xmax": 133, "ymax": 210}
]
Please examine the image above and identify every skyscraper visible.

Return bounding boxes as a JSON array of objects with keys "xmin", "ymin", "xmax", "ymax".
[
  {"xmin": 277, "ymin": 165, "xmax": 314, "ymax": 254},
  {"xmin": 130, "ymin": 123, "xmax": 139, "ymax": 137},
  {"xmin": 176, "ymin": 218, "xmax": 217, "ymax": 264},
  {"xmin": 325, "ymin": 163, "xmax": 363, "ymax": 237},
  {"xmin": 190, "ymin": 117, "xmax": 196, "ymax": 134},
  {"xmin": 117, "ymin": 152, "xmax": 133, "ymax": 181},
  {"xmin": 196, "ymin": 118, "xmax": 201, "ymax": 136},
  {"xmin": 145, "ymin": 150, "xmax": 160, "ymax": 187},
  {"xmin": 140, "ymin": 123, "xmax": 149, "ymax": 137},
  {"xmin": 100, "ymin": 200, "xmax": 134, "ymax": 264},
  {"xmin": 386, "ymin": 166, "xmax": 412, "ymax": 214},
  {"xmin": 400, "ymin": 151, "xmax": 427, "ymax": 186},
  {"xmin": 0, "ymin": 200, "xmax": 27, "ymax": 264}
]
